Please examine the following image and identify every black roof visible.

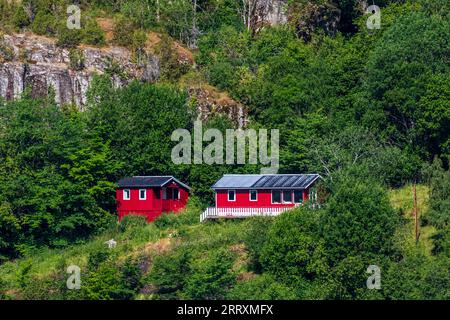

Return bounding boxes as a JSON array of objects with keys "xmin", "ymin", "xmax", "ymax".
[
  {"xmin": 118, "ymin": 176, "xmax": 191, "ymax": 190},
  {"xmin": 212, "ymin": 174, "xmax": 321, "ymax": 190}
]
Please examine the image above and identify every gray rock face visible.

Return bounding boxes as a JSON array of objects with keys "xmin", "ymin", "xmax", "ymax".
[
  {"xmin": 266, "ymin": 0, "xmax": 288, "ymax": 26},
  {"xmin": 0, "ymin": 33, "xmax": 160, "ymax": 109}
]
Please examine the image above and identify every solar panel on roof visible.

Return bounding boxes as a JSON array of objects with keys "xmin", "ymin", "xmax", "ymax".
[
  {"xmin": 212, "ymin": 174, "xmax": 320, "ymax": 189},
  {"xmin": 212, "ymin": 175, "xmax": 262, "ymax": 189}
]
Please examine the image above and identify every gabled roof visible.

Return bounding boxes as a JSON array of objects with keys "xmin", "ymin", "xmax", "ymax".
[
  {"xmin": 212, "ymin": 174, "xmax": 321, "ymax": 190},
  {"xmin": 118, "ymin": 176, "xmax": 191, "ymax": 190}
]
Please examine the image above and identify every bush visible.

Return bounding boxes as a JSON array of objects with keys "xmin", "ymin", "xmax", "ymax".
[
  {"xmin": 119, "ymin": 215, "xmax": 147, "ymax": 233},
  {"xmin": 260, "ymin": 207, "xmax": 328, "ymax": 284},
  {"xmin": 82, "ymin": 17, "xmax": 105, "ymax": 46},
  {"xmin": 12, "ymin": 5, "xmax": 30, "ymax": 29},
  {"xmin": 183, "ymin": 248, "xmax": 236, "ymax": 299},
  {"xmin": 113, "ymin": 15, "xmax": 135, "ymax": 47},
  {"xmin": 69, "ymin": 49, "xmax": 85, "ymax": 71},
  {"xmin": 156, "ymin": 34, "xmax": 190, "ymax": 82},
  {"xmin": 31, "ymin": 11, "xmax": 57, "ymax": 36},
  {"xmin": 382, "ymin": 249, "xmax": 450, "ymax": 300},
  {"xmin": 57, "ymin": 22, "xmax": 82, "ymax": 48},
  {"xmin": 147, "ymin": 247, "xmax": 191, "ymax": 299},
  {"xmin": 242, "ymin": 217, "xmax": 274, "ymax": 273},
  {"xmin": 0, "ymin": 42, "xmax": 14, "ymax": 63},
  {"xmin": 321, "ymin": 176, "xmax": 400, "ymax": 264}
]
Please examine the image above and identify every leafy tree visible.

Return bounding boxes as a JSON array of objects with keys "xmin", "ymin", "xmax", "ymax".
[
  {"xmin": 383, "ymin": 249, "xmax": 450, "ymax": 300},
  {"xmin": 12, "ymin": 5, "xmax": 30, "ymax": 29},
  {"xmin": 227, "ymin": 274, "xmax": 297, "ymax": 300},
  {"xmin": 422, "ymin": 157, "xmax": 450, "ymax": 255},
  {"xmin": 0, "ymin": 94, "xmax": 117, "ymax": 253},
  {"xmin": 320, "ymin": 175, "xmax": 400, "ymax": 264},
  {"xmin": 183, "ymin": 248, "xmax": 236, "ymax": 299},
  {"xmin": 242, "ymin": 217, "xmax": 275, "ymax": 273},
  {"xmin": 363, "ymin": 12, "xmax": 450, "ymax": 159},
  {"xmin": 86, "ymin": 78, "xmax": 191, "ymax": 176},
  {"xmin": 260, "ymin": 207, "xmax": 328, "ymax": 284},
  {"xmin": 0, "ymin": 203, "xmax": 21, "ymax": 261},
  {"xmin": 148, "ymin": 247, "xmax": 191, "ymax": 299}
]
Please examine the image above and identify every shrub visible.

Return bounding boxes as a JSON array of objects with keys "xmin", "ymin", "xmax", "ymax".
[
  {"xmin": 321, "ymin": 176, "xmax": 400, "ymax": 264},
  {"xmin": 82, "ymin": 17, "xmax": 105, "ymax": 46},
  {"xmin": 12, "ymin": 5, "xmax": 30, "ymax": 29},
  {"xmin": 147, "ymin": 247, "xmax": 191, "ymax": 299},
  {"xmin": 119, "ymin": 215, "xmax": 147, "ymax": 233},
  {"xmin": 242, "ymin": 217, "xmax": 274, "ymax": 273},
  {"xmin": 113, "ymin": 15, "xmax": 135, "ymax": 47},
  {"xmin": 0, "ymin": 41, "xmax": 14, "ymax": 63},
  {"xmin": 31, "ymin": 11, "xmax": 57, "ymax": 36},
  {"xmin": 57, "ymin": 23, "xmax": 82, "ymax": 48},
  {"xmin": 156, "ymin": 34, "xmax": 190, "ymax": 82},
  {"xmin": 382, "ymin": 249, "xmax": 450, "ymax": 300},
  {"xmin": 183, "ymin": 248, "xmax": 236, "ymax": 299},
  {"xmin": 69, "ymin": 48, "xmax": 85, "ymax": 71},
  {"xmin": 260, "ymin": 207, "xmax": 328, "ymax": 284}
]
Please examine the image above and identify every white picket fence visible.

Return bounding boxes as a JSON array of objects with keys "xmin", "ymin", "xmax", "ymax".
[{"xmin": 200, "ymin": 206, "xmax": 298, "ymax": 222}]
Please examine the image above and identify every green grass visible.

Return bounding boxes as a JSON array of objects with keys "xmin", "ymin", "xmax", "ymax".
[
  {"xmin": 0, "ymin": 203, "xmax": 252, "ymax": 299},
  {"xmin": 388, "ymin": 184, "xmax": 435, "ymax": 256},
  {"xmin": 0, "ymin": 184, "xmax": 438, "ymax": 299}
]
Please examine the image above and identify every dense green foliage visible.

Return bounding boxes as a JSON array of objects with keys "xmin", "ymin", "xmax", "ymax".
[{"xmin": 0, "ymin": 0, "xmax": 448, "ymax": 300}]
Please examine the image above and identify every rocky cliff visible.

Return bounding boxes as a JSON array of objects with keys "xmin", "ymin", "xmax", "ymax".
[
  {"xmin": 0, "ymin": 33, "xmax": 160, "ymax": 109},
  {"xmin": 0, "ymin": 32, "xmax": 248, "ymax": 128}
]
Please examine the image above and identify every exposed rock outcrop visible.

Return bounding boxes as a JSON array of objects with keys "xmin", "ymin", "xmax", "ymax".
[
  {"xmin": 0, "ymin": 32, "xmax": 248, "ymax": 128},
  {"xmin": 0, "ymin": 33, "xmax": 160, "ymax": 109},
  {"xmin": 189, "ymin": 86, "xmax": 249, "ymax": 129}
]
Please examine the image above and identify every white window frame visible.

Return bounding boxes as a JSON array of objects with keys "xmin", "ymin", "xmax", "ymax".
[
  {"xmin": 283, "ymin": 190, "xmax": 293, "ymax": 204},
  {"xmin": 271, "ymin": 190, "xmax": 281, "ymax": 204},
  {"xmin": 249, "ymin": 189, "xmax": 258, "ymax": 202},
  {"xmin": 228, "ymin": 190, "xmax": 236, "ymax": 202},
  {"xmin": 123, "ymin": 189, "xmax": 130, "ymax": 200},
  {"xmin": 139, "ymin": 189, "xmax": 146, "ymax": 200}
]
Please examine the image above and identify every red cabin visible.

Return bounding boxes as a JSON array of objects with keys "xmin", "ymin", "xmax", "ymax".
[
  {"xmin": 201, "ymin": 174, "xmax": 321, "ymax": 221},
  {"xmin": 116, "ymin": 176, "xmax": 190, "ymax": 222}
]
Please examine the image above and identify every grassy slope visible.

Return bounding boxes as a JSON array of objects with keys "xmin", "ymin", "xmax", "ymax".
[
  {"xmin": 389, "ymin": 184, "xmax": 435, "ymax": 255},
  {"xmin": 0, "ymin": 185, "xmax": 434, "ymax": 299}
]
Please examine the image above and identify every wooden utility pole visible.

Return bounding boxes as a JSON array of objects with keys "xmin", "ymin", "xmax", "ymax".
[{"xmin": 413, "ymin": 183, "xmax": 419, "ymax": 244}]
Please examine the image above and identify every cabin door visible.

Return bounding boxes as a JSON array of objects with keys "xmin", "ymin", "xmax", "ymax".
[{"xmin": 162, "ymin": 187, "xmax": 170, "ymax": 211}]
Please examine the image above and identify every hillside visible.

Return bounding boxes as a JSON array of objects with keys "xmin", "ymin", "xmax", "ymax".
[
  {"xmin": 0, "ymin": 0, "xmax": 449, "ymax": 301},
  {"xmin": 0, "ymin": 185, "xmax": 446, "ymax": 300}
]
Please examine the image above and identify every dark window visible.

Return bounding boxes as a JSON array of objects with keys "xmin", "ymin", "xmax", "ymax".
[
  {"xmin": 283, "ymin": 190, "xmax": 292, "ymax": 203},
  {"xmin": 228, "ymin": 190, "xmax": 236, "ymax": 201},
  {"xmin": 272, "ymin": 190, "xmax": 281, "ymax": 203},
  {"xmin": 123, "ymin": 189, "xmax": 130, "ymax": 200},
  {"xmin": 162, "ymin": 188, "xmax": 167, "ymax": 200},
  {"xmin": 294, "ymin": 190, "xmax": 303, "ymax": 203},
  {"xmin": 139, "ymin": 189, "xmax": 146, "ymax": 200},
  {"xmin": 173, "ymin": 188, "xmax": 179, "ymax": 200},
  {"xmin": 250, "ymin": 190, "xmax": 257, "ymax": 201},
  {"xmin": 154, "ymin": 188, "xmax": 160, "ymax": 199}
]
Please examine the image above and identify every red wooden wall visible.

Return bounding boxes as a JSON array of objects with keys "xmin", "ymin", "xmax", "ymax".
[
  {"xmin": 116, "ymin": 182, "xmax": 189, "ymax": 222},
  {"xmin": 215, "ymin": 189, "xmax": 309, "ymax": 208}
]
